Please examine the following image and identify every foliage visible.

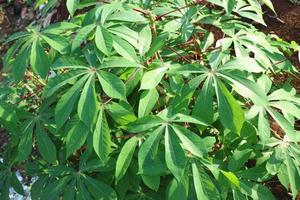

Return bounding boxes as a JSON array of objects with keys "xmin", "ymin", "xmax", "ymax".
[{"xmin": 1, "ymin": 0, "xmax": 300, "ymax": 199}]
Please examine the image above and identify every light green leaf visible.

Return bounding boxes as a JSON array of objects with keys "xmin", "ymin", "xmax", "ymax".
[{"xmin": 100, "ymin": 58, "xmax": 141, "ymax": 69}]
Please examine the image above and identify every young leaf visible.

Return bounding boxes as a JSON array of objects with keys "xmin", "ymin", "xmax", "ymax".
[{"xmin": 115, "ymin": 137, "xmax": 138, "ymax": 182}]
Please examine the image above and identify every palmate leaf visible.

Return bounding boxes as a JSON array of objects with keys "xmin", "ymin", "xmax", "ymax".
[{"xmin": 140, "ymin": 67, "xmax": 168, "ymax": 90}]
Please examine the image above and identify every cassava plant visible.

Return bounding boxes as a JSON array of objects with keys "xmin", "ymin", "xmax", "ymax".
[{"xmin": 1, "ymin": 0, "xmax": 300, "ymax": 199}]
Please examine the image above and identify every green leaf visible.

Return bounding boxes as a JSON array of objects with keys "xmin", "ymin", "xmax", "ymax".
[
  {"xmin": 141, "ymin": 175, "xmax": 160, "ymax": 191},
  {"xmin": 100, "ymin": 58, "xmax": 141, "ymax": 69},
  {"xmin": 11, "ymin": 173, "xmax": 25, "ymax": 195},
  {"xmin": 115, "ymin": 136, "xmax": 138, "ymax": 182},
  {"xmin": 240, "ymin": 180, "xmax": 275, "ymax": 200},
  {"xmin": 84, "ymin": 176, "xmax": 117, "ymax": 200},
  {"xmin": 55, "ymin": 75, "xmax": 88, "ymax": 128},
  {"xmin": 18, "ymin": 121, "xmax": 34, "ymax": 161},
  {"xmin": 66, "ymin": 119, "xmax": 89, "ymax": 158},
  {"xmin": 192, "ymin": 163, "xmax": 220, "ymax": 200},
  {"xmin": 138, "ymin": 126, "xmax": 164, "ymax": 175},
  {"xmin": 107, "ymin": 11, "xmax": 146, "ymax": 22},
  {"xmin": 284, "ymin": 149, "xmax": 300, "ymax": 199},
  {"xmin": 66, "ymin": 0, "xmax": 79, "ymax": 16},
  {"xmin": 78, "ymin": 75, "xmax": 97, "ymax": 128},
  {"xmin": 192, "ymin": 77, "xmax": 214, "ymax": 123},
  {"xmin": 140, "ymin": 67, "xmax": 168, "ymax": 90},
  {"xmin": 267, "ymin": 108, "xmax": 300, "ymax": 141},
  {"xmin": 214, "ymin": 78, "xmax": 244, "ymax": 134},
  {"xmin": 30, "ymin": 38, "xmax": 50, "ymax": 78},
  {"xmin": 112, "ymin": 36, "xmax": 138, "ymax": 62},
  {"xmin": 97, "ymin": 70, "xmax": 126, "ymax": 100},
  {"xmin": 126, "ymin": 115, "xmax": 164, "ymax": 133},
  {"xmin": 138, "ymin": 26, "xmax": 152, "ymax": 56},
  {"xmin": 172, "ymin": 125, "xmax": 211, "ymax": 158},
  {"xmin": 138, "ymin": 88, "xmax": 159, "ymax": 117},
  {"xmin": 41, "ymin": 33, "xmax": 69, "ymax": 54},
  {"xmin": 221, "ymin": 171, "xmax": 240, "ymax": 188},
  {"xmin": 12, "ymin": 47, "xmax": 29, "ymax": 82},
  {"xmin": 219, "ymin": 57, "xmax": 264, "ymax": 73},
  {"xmin": 224, "ymin": 0, "xmax": 235, "ymax": 14},
  {"xmin": 165, "ymin": 126, "xmax": 187, "ymax": 180},
  {"xmin": 258, "ymin": 110, "xmax": 271, "ymax": 144},
  {"xmin": 95, "ymin": 26, "xmax": 113, "ymax": 56},
  {"xmin": 106, "ymin": 102, "xmax": 137, "ymax": 125},
  {"xmin": 43, "ymin": 70, "xmax": 86, "ymax": 97},
  {"xmin": 36, "ymin": 124, "xmax": 57, "ymax": 164},
  {"xmin": 93, "ymin": 107, "xmax": 111, "ymax": 163},
  {"xmin": 228, "ymin": 149, "xmax": 252, "ymax": 172},
  {"xmin": 71, "ymin": 24, "xmax": 96, "ymax": 52}
]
